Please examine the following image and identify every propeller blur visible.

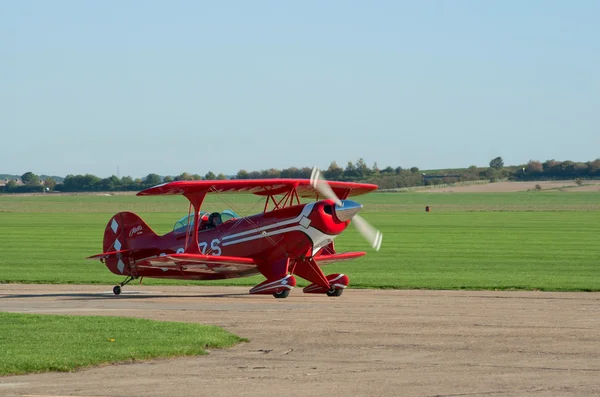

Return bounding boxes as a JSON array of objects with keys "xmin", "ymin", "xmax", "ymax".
[{"xmin": 310, "ymin": 167, "xmax": 383, "ymax": 251}]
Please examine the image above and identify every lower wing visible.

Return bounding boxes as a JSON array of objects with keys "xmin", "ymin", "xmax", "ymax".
[
  {"xmin": 135, "ymin": 253, "xmax": 257, "ymax": 273},
  {"xmin": 314, "ymin": 251, "xmax": 365, "ymax": 266}
]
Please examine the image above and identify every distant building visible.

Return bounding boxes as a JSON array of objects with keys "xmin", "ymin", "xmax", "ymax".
[
  {"xmin": 0, "ymin": 178, "xmax": 25, "ymax": 186},
  {"xmin": 422, "ymin": 174, "xmax": 461, "ymax": 181}
]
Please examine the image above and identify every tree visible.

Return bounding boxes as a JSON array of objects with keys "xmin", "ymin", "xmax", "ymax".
[
  {"xmin": 163, "ymin": 176, "xmax": 173, "ymax": 182},
  {"xmin": 462, "ymin": 165, "xmax": 479, "ymax": 181},
  {"xmin": 216, "ymin": 173, "xmax": 227, "ymax": 180},
  {"xmin": 44, "ymin": 178, "xmax": 57, "ymax": 191},
  {"xmin": 99, "ymin": 175, "xmax": 121, "ymax": 190},
  {"xmin": 525, "ymin": 160, "xmax": 543, "ymax": 174},
  {"xmin": 248, "ymin": 171, "xmax": 261, "ymax": 179},
  {"xmin": 324, "ymin": 161, "xmax": 343, "ymax": 180},
  {"xmin": 561, "ymin": 160, "xmax": 576, "ymax": 176},
  {"xmin": 344, "ymin": 161, "xmax": 357, "ymax": 178},
  {"xmin": 280, "ymin": 167, "xmax": 300, "ymax": 178},
  {"xmin": 21, "ymin": 172, "xmax": 40, "ymax": 186},
  {"xmin": 205, "ymin": 171, "xmax": 217, "ymax": 180},
  {"xmin": 372, "ymin": 162, "xmax": 380, "ymax": 175},
  {"xmin": 6, "ymin": 180, "xmax": 17, "ymax": 191},
  {"xmin": 356, "ymin": 158, "xmax": 370, "ymax": 178},
  {"xmin": 574, "ymin": 162, "xmax": 588, "ymax": 176},
  {"xmin": 485, "ymin": 167, "xmax": 500, "ymax": 181},
  {"xmin": 588, "ymin": 159, "xmax": 600, "ymax": 176},
  {"xmin": 120, "ymin": 176, "xmax": 134, "ymax": 188},
  {"xmin": 489, "ymin": 157, "xmax": 504, "ymax": 169},
  {"xmin": 175, "ymin": 172, "xmax": 194, "ymax": 181},
  {"xmin": 543, "ymin": 159, "xmax": 560, "ymax": 173},
  {"xmin": 62, "ymin": 174, "xmax": 102, "ymax": 191},
  {"xmin": 236, "ymin": 170, "xmax": 249, "ymax": 179},
  {"xmin": 298, "ymin": 167, "xmax": 313, "ymax": 178},
  {"xmin": 21, "ymin": 172, "xmax": 35, "ymax": 184},
  {"xmin": 261, "ymin": 168, "xmax": 281, "ymax": 179},
  {"xmin": 410, "ymin": 167, "xmax": 419, "ymax": 173},
  {"xmin": 144, "ymin": 173, "xmax": 162, "ymax": 185}
]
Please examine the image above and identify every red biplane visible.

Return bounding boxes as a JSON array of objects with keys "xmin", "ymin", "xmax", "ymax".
[{"xmin": 88, "ymin": 169, "xmax": 382, "ymax": 298}]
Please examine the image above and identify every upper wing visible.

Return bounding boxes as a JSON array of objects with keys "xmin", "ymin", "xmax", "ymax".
[{"xmin": 137, "ymin": 179, "xmax": 377, "ymax": 200}]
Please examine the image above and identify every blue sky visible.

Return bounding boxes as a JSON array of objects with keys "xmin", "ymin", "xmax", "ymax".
[{"xmin": 2, "ymin": 0, "xmax": 599, "ymax": 178}]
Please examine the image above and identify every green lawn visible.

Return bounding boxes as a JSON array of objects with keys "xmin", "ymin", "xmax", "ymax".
[
  {"xmin": 0, "ymin": 192, "xmax": 599, "ymax": 291},
  {"xmin": 0, "ymin": 312, "xmax": 247, "ymax": 376}
]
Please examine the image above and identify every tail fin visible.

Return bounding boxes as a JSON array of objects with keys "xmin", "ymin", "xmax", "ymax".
[
  {"xmin": 103, "ymin": 211, "xmax": 157, "ymax": 253},
  {"xmin": 89, "ymin": 212, "xmax": 158, "ymax": 276}
]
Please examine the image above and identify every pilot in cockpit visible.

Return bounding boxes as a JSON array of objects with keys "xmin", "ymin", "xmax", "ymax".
[{"xmin": 206, "ymin": 212, "xmax": 222, "ymax": 229}]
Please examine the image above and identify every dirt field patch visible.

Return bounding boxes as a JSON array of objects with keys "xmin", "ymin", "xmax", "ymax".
[
  {"xmin": 421, "ymin": 181, "xmax": 600, "ymax": 193},
  {"xmin": 1, "ymin": 285, "xmax": 599, "ymax": 397}
]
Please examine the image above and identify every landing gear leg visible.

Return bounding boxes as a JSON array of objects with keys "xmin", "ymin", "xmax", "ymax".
[{"xmin": 113, "ymin": 276, "xmax": 137, "ymax": 296}]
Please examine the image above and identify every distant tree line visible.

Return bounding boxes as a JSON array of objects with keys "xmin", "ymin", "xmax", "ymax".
[
  {"xmin": 1, "ymin": 157, "xmax": 599, "ymax": 193},
  {"xmin": 517, "ymin": 159, "xmax": 600, "ymax": 181}
]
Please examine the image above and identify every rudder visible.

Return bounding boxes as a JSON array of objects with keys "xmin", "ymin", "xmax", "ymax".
[{"xmin": 102, "ymin": 211, "xmax": 157, "ymax": 253}]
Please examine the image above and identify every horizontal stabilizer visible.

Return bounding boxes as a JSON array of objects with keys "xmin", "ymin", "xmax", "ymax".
[{"xmin": 87, "ymin": 249, "xmax": 132, "ymax": 260}]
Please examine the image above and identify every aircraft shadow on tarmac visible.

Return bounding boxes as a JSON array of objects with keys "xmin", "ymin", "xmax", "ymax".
[{"xmin": 0, "ymin": 292, "xmax": 251, "ymax": 300}]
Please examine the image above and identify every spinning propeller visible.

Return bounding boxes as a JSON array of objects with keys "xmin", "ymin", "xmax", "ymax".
[{"xmin": 310, "ymin": 168, "xmax": 383, "ymax": 251}]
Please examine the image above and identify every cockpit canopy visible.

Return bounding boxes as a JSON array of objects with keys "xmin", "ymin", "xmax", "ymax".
[{"xmin": 173, "ymin": 209, "xmax": 240, "ymax": 233}]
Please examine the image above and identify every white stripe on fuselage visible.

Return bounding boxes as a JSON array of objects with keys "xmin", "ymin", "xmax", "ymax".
[
  {"xmin": 222, "ymin": 202, "xmax": 316, "ymax": 241},
  {"xmin": 223, "ymin": 224, "xmax": 337, "ymax": 257}
]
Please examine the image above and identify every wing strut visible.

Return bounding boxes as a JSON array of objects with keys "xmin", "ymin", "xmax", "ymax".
[
  {"xmin": 262, "ymin": 184, "xmax": 302, "ymax": 212},
  {"xmin": 183, "ymin": 191, "xmax": 207, "ymax": 254},
  {"xmin": 184, "ymin": 201, "xmax": 193, "ymax": 252}
]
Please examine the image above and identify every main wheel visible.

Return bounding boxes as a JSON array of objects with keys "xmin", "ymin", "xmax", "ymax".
[
  {"xmin": 113, "ymin": 285, "xmax": 121, "ymax": 296},
  {"xmin": 273, "ymin": 289, "xmax": 290, "ymax": 299},
  {"xmin": 326, "ymin": 288, "xmax": 343, "ymax": 297}
]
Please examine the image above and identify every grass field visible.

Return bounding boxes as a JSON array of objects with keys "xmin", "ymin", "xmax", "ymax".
[
  {"xmin": 0, "ymin": 312, "xmax": 246, "ymax": 376},
  {"xmin": 1, "ymin": 191, "xmax": 599, "ymax": 291}
]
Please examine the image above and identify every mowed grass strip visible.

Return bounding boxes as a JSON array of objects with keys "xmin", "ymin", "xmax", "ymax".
[
  {"xmin": 334, "ymin": 211, "xmax": 600, "ymax": 291},
  {"xmin": 2, "ymin": 191, "xmax": 600, "ymax": 213},
  {"xmin": 1, "ymin": 192, "xmax": 599, "ymax": 290},
  {"xmin": 0, "ymin": 312, "xmax": 247, "ymax": 376},
  {"xmin": 0, "ymin": 209, "xmax": 598, "ymax": 290}
]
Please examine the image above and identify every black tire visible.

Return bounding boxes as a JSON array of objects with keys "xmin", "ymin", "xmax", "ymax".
[
  {"xmin": 113, "ymin": 285, "xmax": 121, "ymax": 296},
  {"xmin": 326, "ymin": 288, "xmax": 343, "ymax": 297},
  {"xmin": 273, "ymin": 289, "xmax": 290, "ymax": 299}
]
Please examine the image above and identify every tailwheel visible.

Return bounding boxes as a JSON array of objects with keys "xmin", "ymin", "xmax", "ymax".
[
  {"xmin": 326, "ymin": 288, "xmax": 343, "ymax": 297},
  {"xmin": 113, "ymin": 275, "xmax": 137, "ymax": 296},
  {"xmin": 273, "ymin": 289, "xmax": 290, "ymax": 299}
]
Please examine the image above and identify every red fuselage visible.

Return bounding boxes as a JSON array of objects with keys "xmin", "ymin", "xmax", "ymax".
[{"xmin": 102, "ymin": 199, "xmax": 350, "ymax": 280}]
